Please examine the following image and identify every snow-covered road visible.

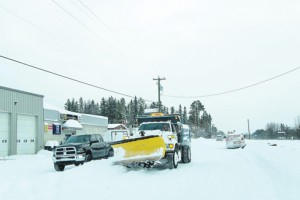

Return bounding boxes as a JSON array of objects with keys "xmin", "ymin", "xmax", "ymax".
[{"xmin": 1, "ymin": 139, "xmax": 299, "ymax": 200}]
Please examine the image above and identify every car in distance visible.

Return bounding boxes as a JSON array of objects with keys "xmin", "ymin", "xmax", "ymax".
[
  {"xmin": 52, "ymin": 134, "xmax": 114, "ymax": 171},
  {"xmin": 44, "ymin": 140, "xmax": 59, "ymax": 151},
  {"xmin": 216, "ymin": 135, "xmax": 224, "ymax": 141}
]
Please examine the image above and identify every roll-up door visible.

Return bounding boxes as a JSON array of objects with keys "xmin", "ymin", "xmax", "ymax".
[
  {"xmin": 17, "ymin": 115, "xmax": 36, "ymax": 155},
  {"xmin": 0, "ymin": 112, "xmax": 10, "ymax": 156}
]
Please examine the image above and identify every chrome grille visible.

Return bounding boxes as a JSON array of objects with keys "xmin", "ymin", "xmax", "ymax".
[{"xmin": 55, "ymin": 147, "xmax": 76, "ymax": 156}]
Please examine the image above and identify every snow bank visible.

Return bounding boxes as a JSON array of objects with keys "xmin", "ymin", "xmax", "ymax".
[{"xmin": 0, "ymin": 139, "xmax": 300, "ymax": 200}]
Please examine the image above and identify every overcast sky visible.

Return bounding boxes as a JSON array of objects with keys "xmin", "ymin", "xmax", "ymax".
[{"xmin": 1, "ymin": 0, "xmax": 300, "ymax": 133}]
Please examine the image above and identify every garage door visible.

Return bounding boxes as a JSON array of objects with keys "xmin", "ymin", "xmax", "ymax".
[
  {"xmin": 0, "ymin": 112, "xmax": 10, "ymax": 156},
  {"xmin": 17, "ymin": 115, "xmax": 36, "ymax": 155}
]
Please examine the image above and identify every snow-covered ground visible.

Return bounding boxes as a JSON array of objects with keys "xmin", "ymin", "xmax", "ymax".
[{"xmin": 1, "ymin": 139, "xmax": 299, "ymax": 200}]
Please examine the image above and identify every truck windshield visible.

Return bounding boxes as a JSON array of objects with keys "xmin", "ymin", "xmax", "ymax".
[
  {"xmin": 64, "ymin": 135, "xmax": 90, "ymax": 144},
  {"xmin": 138, "ymin": 123, "xmax": 170, "ymax": 131}
]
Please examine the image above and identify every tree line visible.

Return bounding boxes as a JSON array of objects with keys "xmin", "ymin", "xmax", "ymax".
[
  {"xmin": 252, "ymin": 117, "xmax": 300, "ymax": 140},
  {"xmin": 65, "ymin": 97, "xmax": 300, "ymax": 140},
  {"xmin": 64, "ymin": 97, "xmax": 217, "ymax": 138}
]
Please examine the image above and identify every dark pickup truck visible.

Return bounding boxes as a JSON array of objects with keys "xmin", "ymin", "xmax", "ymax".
[{"xmin": 52, "ymin": 134, "xmax": 114, "ymax": 171}]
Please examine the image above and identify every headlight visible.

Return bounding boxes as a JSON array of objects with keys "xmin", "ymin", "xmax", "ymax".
[
  {"xmin": 77, "ymin": 148, "xmax": 85, "ymax": 154},
  {"xmin": 167, "ymin": 144, "xmax": 174, "ymax": 149},
  {"xmin": 168, "ymin": 135, "xmax": 175, "ymax": 140}
]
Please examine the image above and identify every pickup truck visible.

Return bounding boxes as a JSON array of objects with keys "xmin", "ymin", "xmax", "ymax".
[{"xmin": 52, "ymin": 134, "xmax": 114, "ymax": 171}]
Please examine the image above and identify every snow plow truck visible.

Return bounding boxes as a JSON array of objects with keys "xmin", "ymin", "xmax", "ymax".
[{"xmin": 110, "ymin": 113, "xmax": 192, "ymax": 169}]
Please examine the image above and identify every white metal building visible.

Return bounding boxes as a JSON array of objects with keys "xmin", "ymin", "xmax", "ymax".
[
  {"xmin": 44, "ymin": 103, "xmax": 108, "ymax": 144},
  {"xmin": 0, "ymin": 86, "xmax": 44, "ymax": 156}
]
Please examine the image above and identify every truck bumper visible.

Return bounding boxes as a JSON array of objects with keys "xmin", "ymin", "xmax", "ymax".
[{"xmin": 53, "ymin": 154, "xmax": 85, "ymax": 164}]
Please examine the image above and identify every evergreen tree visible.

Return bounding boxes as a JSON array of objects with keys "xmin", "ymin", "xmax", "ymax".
[
  {"xmin": 295, "ymin": 115, "xmax": 300, "ymax": 139},
  {"xmin": 63, "ymin": 97, "xmax": 219, "ymax": 136},
  {"xmin": 78, "ymin": 97, "xmax": 84, "ymax": 113},
  {"xmin": 115, "ymin": 100, "xmax": 122, "ymax": 123},
  {"xmin": 127, "ymin": 100, "xmax": 135, "ymax": 125},
  {"xmin": 149, "ymin": 102, "xmax": 158, "ymax": 109},
  {"xmin": 85, "ymin": 100, "xmax": 91, "ymax": 114},
  {"xmin": 170, "ymin": 106, "xmax": 175, "ymax": 114},
  {"xmin": 115, "ymin": 99, "xmax": 127, "ymax": 124},
  {"xmin": 71, "ymin": 98, "xmax": 79, "ymax": 112},
  {"xmin": 179, "ymin": 104, "xmax": 182, "ymax": 116},
  {"xmin": 107, "ymin": 96, "xmax": 117, "ymax": 123},
  {"xmin": 119, "ymin": 98, "xmax": 127, "ymax": 123},
  {"xmin": 201, "ymin": 111, "xmax": 212, "ymax": 137},
  {"xmin": 137, "ymin": 97, "xmax": 146, "ymax": 116},
  {"xmin": 64, "ymin": 98, "xmax": 71, "ymax": 111},
  {"xmin": 188, "ymin": 100, "xmax": 205, "ymax": 127},
  {"xmin": 161, "ymin": 106, "xmax": 168, "ymax": 114},
  {"xmin": 90, "ymin": 100, "xmax": 96, "ymax": 115},
  {"xmin": 95, "ymin": 102, "xmax": 100, "ymax": 115},
  {"xmin": 100, "ymin": 97, "xmax": 107, "ymax": 117}
]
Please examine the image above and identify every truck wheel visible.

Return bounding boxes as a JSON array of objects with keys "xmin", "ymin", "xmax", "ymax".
[
  {"xmin": 85, "ymin": 153, "xmax": 93, "ymax": 162},
  {"xmin": 167, "ymin": 149, "xmax": 179, "ymax": 169},
  {"xmin": 104, "ymin": 148, "xmax": 114, "ymax": 159},
  {"xmin": 54, "ymin": 164, "xmax": 65, "ymax": 171},
  {"xmin": 108, "ymin": 148, "xmax": 114, "ymax": 157},
  {"xmin": 182, "ymin": 146, "xmax": 191, "ymax": 163},
  {"xmin": 167, "ymin": 153, "xmax": 174, "ymax": 169},
  {"xmin": 187, "ymin": 147, "xmax": 191, "ymax": 162},
  {"xmin": 173, "ymin": 149, "xmax": 179, "ymax": 169}
]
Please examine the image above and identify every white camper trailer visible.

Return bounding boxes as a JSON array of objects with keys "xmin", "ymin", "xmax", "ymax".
[
  {"xmin": 102, "ymin": 124, "xmax": 129, "ymax": 142},
  {"xmin": 225, "ymin": 131, "xmax": 246, "ymax": 149}
]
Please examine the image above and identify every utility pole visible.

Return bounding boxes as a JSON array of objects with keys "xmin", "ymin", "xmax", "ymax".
[
  {"xmin": 153, "ymin": 76, "xmax": 166, "ymax": 112},
  {"xmin": 247, "ymin": 119, "xmax": 251, "ymax": 140}
]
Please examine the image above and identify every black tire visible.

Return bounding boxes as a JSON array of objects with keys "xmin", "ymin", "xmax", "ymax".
[
  {"xmin": 167, "ymin": 153, "xmax": 174, "ymax": 169},
  {"xmin": 188, "ymin": 147, "xmax": 191, "ymax": 162},
  {"xmin": 54, "ymin": 163, "xmax": 65, "ymax": 171},
  {"xmin": 104, "ymin": 148, "xmax": 114, "ymax": 159},
  {"xmin": 74, "ymin": 162, "xmax": 83, "ymax": 167},
  {"xmin": 167, "ymin": 149, "xmax": 179, "ymax": 169},
  {"xmin": 85, "ymin": 152, "xmax": 93, "ymax": 162},
  {"xmin": 182, "ymin": 146, "xmax": 191, "ymax": 163},
  {"xmin": 173, "ymin": 149, "xmax": 179, "ymax": 169},
  {"xmin": 108, "ymin": 148, "xmax": 114, "ymax": 157}
]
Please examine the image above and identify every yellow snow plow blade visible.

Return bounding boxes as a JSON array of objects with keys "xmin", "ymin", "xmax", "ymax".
[{"xmin": 110, "ymin": 135, "xmax": 166, "ymax": 165}]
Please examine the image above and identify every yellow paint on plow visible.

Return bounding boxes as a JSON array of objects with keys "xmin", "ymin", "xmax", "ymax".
[{"xmin": 111, "ymin": 136, "xmax": 166, "ymax": 159}]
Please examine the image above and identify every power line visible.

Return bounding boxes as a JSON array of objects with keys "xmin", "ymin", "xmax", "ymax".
[
  {"xmin": 51, "ymin": 0, "xmax": 135, "ymax": 63},
  {"xmin": 74, "ymin": 0, "xmax": 145, "ymax": 62},
  {"xmin": 162, "ymin": 66, "xmax": 300, "ymax": 98},
  {"xmin": 51, "ymin": 0, "xmax": 105, "ymax": 41},
  {"xmin": 0, "ymin": 2, "xmax": 139, "ymax": 71},
  {"xmin": 70, "ymin": 0, "xmax": 125, "ymax": 47},
  {"xmin": 0, "ymin": 54, "xmax": 154, "ymax": 103},
  {"xmin": 0, "ymin": 4, "xmax": 90, "ymax": 56},
  {"xmin": 77, "ymin": 0, "xmax": 114, "ymax": 32}
]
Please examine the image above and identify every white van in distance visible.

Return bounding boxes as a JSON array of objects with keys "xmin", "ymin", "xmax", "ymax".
[{"xmin": 225, "ymin": 131, "xmax": 246, "ymax": 149}]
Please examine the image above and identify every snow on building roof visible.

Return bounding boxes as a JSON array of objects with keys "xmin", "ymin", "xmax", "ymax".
[
  {"xmin": 44, "ymin": 102, "xmax": 108, "ymax": 126},
  {"xmin": 81, "ymin": 113, "xmax": 108, "ymax": 120},
  {"xmin": 108, "ymin": 124, "xmax": 127, "ymax": 129},
  {"xmin": 44, "ymin": 102, "xmax": 79, "ymax": 116},
  {"xmin": 62, "ymin": 119, "xmax": 83, "ymax": 130}
]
